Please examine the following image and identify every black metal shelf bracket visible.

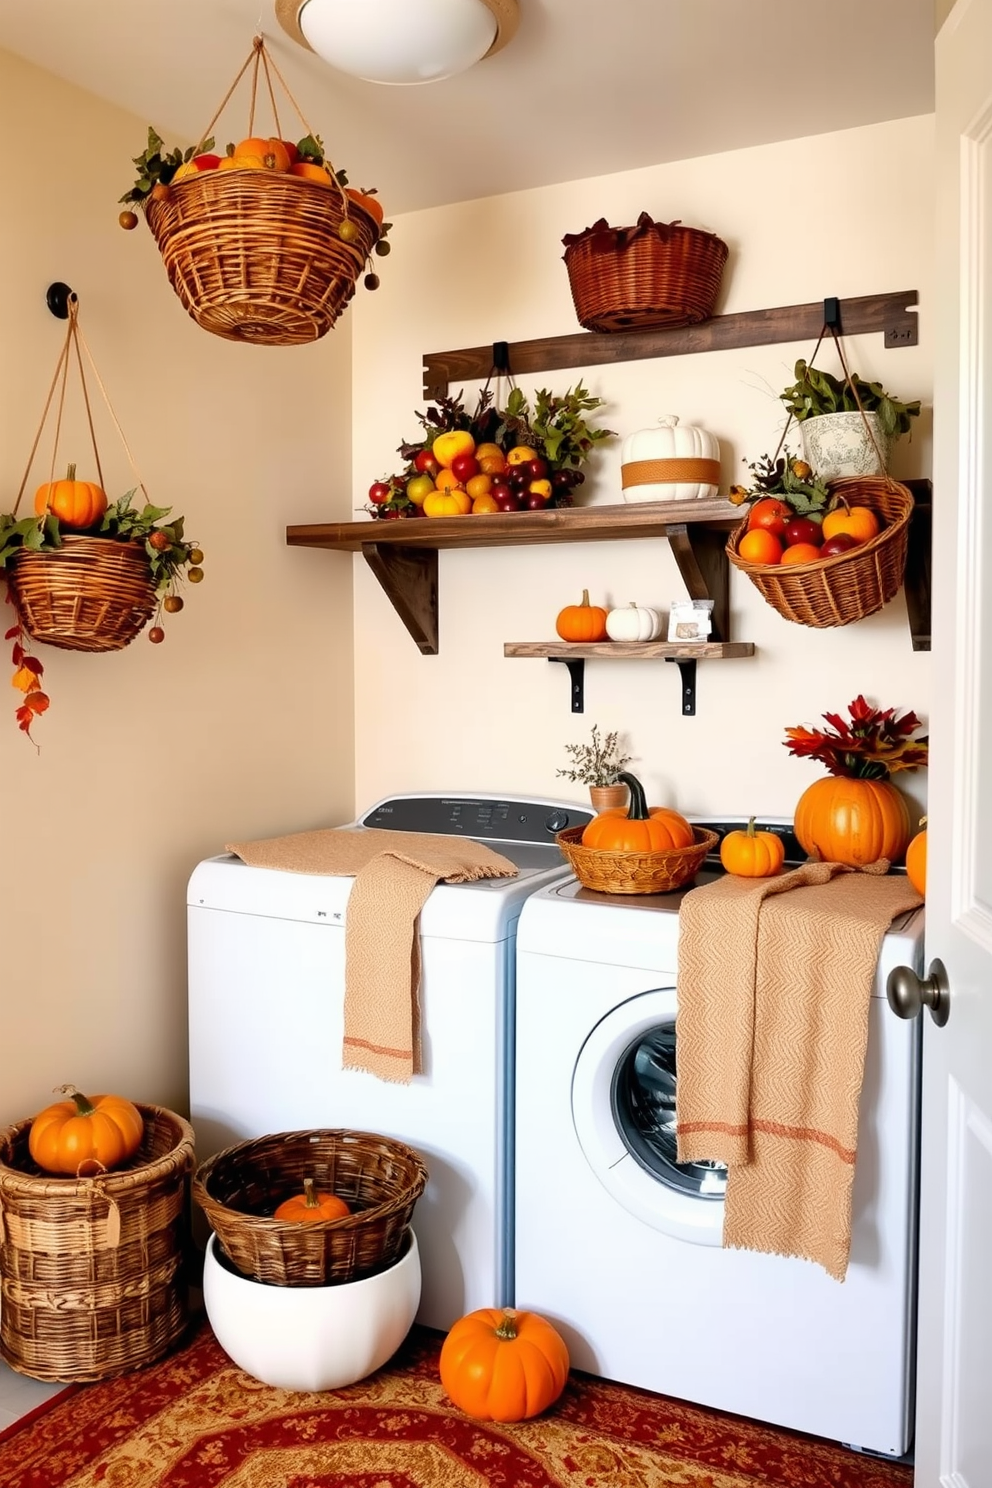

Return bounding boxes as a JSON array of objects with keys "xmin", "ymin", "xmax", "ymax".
[
  {"xmin": 666, "ymin": 657, "xmax": 698, "ymax": 716},
  {"xmin": 550, "ymin": 657, "xmax": 585, "ymax": 713}
]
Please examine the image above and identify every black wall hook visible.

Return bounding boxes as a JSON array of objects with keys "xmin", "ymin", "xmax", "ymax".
[{"xmin": 46, "ymin": 282, "xmax": 77, "ymax": 320}]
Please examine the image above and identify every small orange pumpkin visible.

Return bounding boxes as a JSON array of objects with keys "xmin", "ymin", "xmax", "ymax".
[
  {"xmin": 274, "ymin": 1177, "xmax": 351, "ymax": 1224},
  {"xmin": 346, "ymin": 186, "xmax": 385, "ymax": 226},
  {"xmin": 905, "ymin": 817, "xmax": 927, "ymax": 896},
  {"xmin": 28, "ymin": 1085, "xmax": 143, "ymax": 1175},
  {"xmin": 793, "ymin": 776, "xmax": 911, "ymax": 868},
  {"xmin": 34, "ymin": 463, "xmax": 108, "ymax": 530},
  {"xmin": 719, "ymin": 817, "xmax": 786, "ymax": 878},
  {"xmin": 581, "ymin": 772, "xmax": 694, "ymax": 853},
  {"xmin": 233, "ymin": 136, "xmax": 292, "ymax": 172},
  {"xmin": 439, "ymin": 1307, "xmax": 569, "ymax": 1422},
  {"xmin": 555, "ymin": 589, "xmax": 608, "ymax": 643}
]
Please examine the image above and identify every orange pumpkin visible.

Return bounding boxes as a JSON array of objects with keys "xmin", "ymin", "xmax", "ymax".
[
  {"xmin": 34, "ymin": 463, "xmax": 108, "ymax": 529},
  {"xmin": 439, "ymin": 1307, "xmax": 569, "ymax": 1422},
  {"xmin": 581, "ymin": 772, "xmax": 694, "ymax": 853},
  {"xmin": 719, "ymin": 817, "xmax": 786, "ymax": 878},
  {"xmin": 905, "ymin": 818, "xmax": 927, "ymax": 896},
  {"xmin": 233, "ymin": 136, "xmax": 292, "ymax": 172},
  {"xmin": 793, "ymin": 776, "xmax": 911, "ymax": 868},
  {"xmin": 274, "ymin": 1177, "xmax": 350, "ymax": 1223},
  {"xmin": 28, "ymin": 1085, "xmax": 143, "ymax": 1175},
  {"xmin": 555, "ymin": 589, "xmax": 608, "ymax": 643}
]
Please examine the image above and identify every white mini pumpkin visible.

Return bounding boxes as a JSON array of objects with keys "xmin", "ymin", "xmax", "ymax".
[
  {"xmin": 605, "ymin": 602, "xmax": 664, "ymax": 642},
  {"xmin": 620, "ymin": 414, "xmax": 721, "ymax": 502}
]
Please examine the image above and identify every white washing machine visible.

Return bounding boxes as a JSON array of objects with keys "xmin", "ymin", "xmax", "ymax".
[
  {"xmin": 514, "ymin": 820, "xmax": 922, "ymax": 1459},
  {"xmin": 187, "ymin": 792, "xmax": 592, "ymax": 1332}
]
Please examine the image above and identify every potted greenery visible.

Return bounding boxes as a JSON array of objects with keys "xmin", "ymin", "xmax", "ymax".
[
  {"xmin": 555, "ymin": 725, "xmax": 634, "ymax": 810},
  {"xmin": 779, "ymin": 359, "xmax": 921, "ymax": 480}
]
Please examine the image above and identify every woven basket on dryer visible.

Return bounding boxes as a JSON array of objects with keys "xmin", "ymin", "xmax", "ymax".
[
  {"xmin": 0, "ymin": 1105, "xmax": 195, "ymax": 1383},
  {"xmin": 138, "ymin": 36, "xmax": 382, "ymax": 346},
  {"xmin": 556, "ymin": 824, "xmax": 719, "ymax": 896},
  {"xmin": 193, "ymin": 1129, "xmax": 428, "ymax": 1288},
  {"xmin": 726, "ymin": 475, "xmax": 913, "ymax": 629},
  {"xmin": 562, "ymin": 213, "xmax": 729, "ymax": 333}
]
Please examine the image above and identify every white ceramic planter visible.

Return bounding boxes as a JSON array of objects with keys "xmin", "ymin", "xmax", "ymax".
[
  {"xmin": 799, "ymin": 410, "xmax": 890, "ymax": 480},
  {"xmin": 203, "ymin": 1228, "xmax": 422, "ymax": 1391},
  {"xmin": 620, "ymin": 414, "xmax": 721, "ymax": 502}
]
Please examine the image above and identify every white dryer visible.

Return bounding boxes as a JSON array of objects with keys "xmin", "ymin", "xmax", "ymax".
[
  {"xmin": 514, "ymin": 821, "xmax": 922, "ymax": 1459},
  {"xmin": 187, "ymin": 792, "xmax": 591, "ymax": 1333}
]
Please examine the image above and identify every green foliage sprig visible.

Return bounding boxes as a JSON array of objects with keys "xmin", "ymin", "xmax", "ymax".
[
  {"xmin": 728, "ymin": 449, "xmax": 831, "ymax": 516},
  {"xmin": 120, "ymin": 127, "xmax": 216, "ymax": 204},
  {"xmin": 780, "ymin": 360, "xmax": 921, "ymax": 438},
  {"xmin": 556, "ymin": 725, "xmax": 633, "ymax": 787}
]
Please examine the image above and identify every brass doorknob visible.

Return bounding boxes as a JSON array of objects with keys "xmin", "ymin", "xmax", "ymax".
[{"xmin": 886, "ymin": 958, "xmax": 950, "ymax": 1027}]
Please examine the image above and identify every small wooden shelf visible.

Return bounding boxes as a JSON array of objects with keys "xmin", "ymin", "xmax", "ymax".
[
  {"xmin": 287, "ymin": 498, "xmax": 745, "ymax": 655},
  {"xmin": 503, "ymin": 640, "xmax": 755, "ymax": 716}
]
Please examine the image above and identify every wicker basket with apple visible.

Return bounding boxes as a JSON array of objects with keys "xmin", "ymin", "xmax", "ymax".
[{"xmin": 365, "ymin": 384, "xmax": 615, "ymax": 521}]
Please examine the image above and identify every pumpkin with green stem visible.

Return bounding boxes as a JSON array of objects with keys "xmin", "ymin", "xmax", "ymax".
[{"xmin": 581, "ymin": 772, "xmax": 693, "ymax": 853}]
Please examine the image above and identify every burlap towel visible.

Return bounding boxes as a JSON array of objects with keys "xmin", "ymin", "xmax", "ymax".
[
  {"xmin": 225, "ymin": 829, "xmax": 518, "ymax": 1084},
  {"xmin": 675, "ymin": 863, "xmax": 922, "ymax": 1280}
]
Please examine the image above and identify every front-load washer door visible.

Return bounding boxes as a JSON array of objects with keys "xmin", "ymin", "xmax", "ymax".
[{"xmin": 572, "ymin": 987, "xmax": 726, "ymax": 1246}]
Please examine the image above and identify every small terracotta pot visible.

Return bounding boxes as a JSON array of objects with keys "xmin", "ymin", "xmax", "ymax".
[{"xmin": 589, "ymin": 784, "xmax": 628, "ymax": 813}]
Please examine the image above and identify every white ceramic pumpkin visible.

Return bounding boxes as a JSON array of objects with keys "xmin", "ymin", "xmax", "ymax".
[
  {"xmin": 605, "ymin": 601, "xmax": 664, "ymax": 642},
  {"xmin": 620, "ymin": 414, "xmax": 721, "ymax": 503}
]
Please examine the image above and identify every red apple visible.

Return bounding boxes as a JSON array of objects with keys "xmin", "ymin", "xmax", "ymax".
[
  {"xmin": 414, "ymin": 449, "xmax": 439, "ymax": 476},
  {"xmin": 527, "ymin": 456, "xmax": 550, "ymax": 481},
  {"xmin": 368, "ymin": 481, "xmax": 391, "ymax": 504},
  {"xmin": 523, "ymin": 491, "xmax": 548, "ymax": 510},
  {"xmin": 491, "ymin": 482, "xmax": 513, "ymax": 503},
  {"xmin": 784, "ymin": 517, "xmax": 824, "ymax": 547},
  {"xmin": 494, "ymin": 492, "xmax": 521, "ymax": 512},
  {"xmin": 821, "ymin": 533, "xmax": 858, "ymax": 557},
  {"xmin": 450, "ymin": 452, "xmax": 480, "ymax": 483},
  {"xmin": 193, "ymin": 153, "xmax": 222, "ymax": 170}
]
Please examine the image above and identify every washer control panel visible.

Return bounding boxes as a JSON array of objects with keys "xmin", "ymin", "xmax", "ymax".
[{"xmin": 360, "ymin": 795, "xmax": 594, "ymax": 845}]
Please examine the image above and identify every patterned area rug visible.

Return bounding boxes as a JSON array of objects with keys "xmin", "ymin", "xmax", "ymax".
[{"xmin": 0, "ymin": 1318, "xmax": 913, "ymax": 1488}]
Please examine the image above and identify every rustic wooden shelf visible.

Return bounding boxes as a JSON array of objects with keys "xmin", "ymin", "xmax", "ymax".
[
  {"xmin": 503, "ymin": 640, "xmax": 755, "ymax": 716},
  {"xmin": 287, "ymin": 498, "xmax": 745, "ymax": 655},
  {"xmin": 422, "ymin": 290, "xmax": 919, "ymax": 397}
]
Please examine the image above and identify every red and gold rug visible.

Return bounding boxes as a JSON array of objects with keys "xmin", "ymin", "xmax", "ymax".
[{"xmin": 0, "ymin": 1319, "xmax": 913, "ymax": 1488}]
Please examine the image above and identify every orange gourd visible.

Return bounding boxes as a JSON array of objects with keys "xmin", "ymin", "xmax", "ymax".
[
  {"xmin": 719, "ymin": 817, "xmax": 786, "ymax": 878},
  {"xmin": 423, "ymin": 488, "xmax": 472, "ymax": 517},
  {"xmin": 34, "ymin": 463, "xmax": 108, "ymax": 530},
  {"xmin": 233, "ymin": 136, "xmax": 292, "ymax": 172},
  {"xmin": 273, "ymin": 1177, "xmax": 350, "ymax": 1223},
  {"xmin": 28, "ymin": 1085, "xmax": 143, "ymax": 1175},
  {"xmin": 555, "ymin": 589, "xmax": 608, "ymax": 643},
  {"xmin": 581, "ymin": 772, "xmax": 694, "ymax": 852},
  {"xmin": 346, "ymin": 186, "xmax": 385, "ymax": 226},
  {"xmin": 905, "ymin": 817, "xmax": 927, "ymax": 896},
  {"xmin": 440, "ymin": 1307, "xmax": 569, "ymax": 1422},
  {"xmin": 793, "ymin": 776, "xmax": 911, "ymax": 868}
]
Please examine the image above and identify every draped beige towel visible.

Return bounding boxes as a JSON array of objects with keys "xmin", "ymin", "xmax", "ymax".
[
  {"xmin": 675, "ymin": 862, "xmax": 923, "ymax": 1280},
  {"xmin": 225, "ymin": 829, "xmax": 518, "ymax": 1084}
]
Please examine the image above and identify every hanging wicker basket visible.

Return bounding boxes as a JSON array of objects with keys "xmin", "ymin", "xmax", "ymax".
[
  {"xmin": 726, "ymin": 475, "xmax": 914, "ymax": 629},
  {"xmin": 143, "ymin": 170, "xmax": 379, "ymax": 346},
  {"xmin": 8, "ymin": 535, "xmax": 158, "ymax": 653},
  {"xmin": 135, "ymin": 36, "xmax": 382, "ymax": 346},
  {"xmin": 562, "ymin": 213, "xmax": 729, "ymax": 333}
]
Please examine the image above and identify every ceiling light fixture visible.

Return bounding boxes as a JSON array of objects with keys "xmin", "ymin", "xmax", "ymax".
[{"xmin": 274, "ymin": 0, "xmax": 519, "ymax": 86}]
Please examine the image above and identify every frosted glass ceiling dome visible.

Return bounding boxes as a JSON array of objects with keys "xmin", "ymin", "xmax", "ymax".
[{"xmin": 275, "ymin": 0, "xmax": 520, "ymax": 86}]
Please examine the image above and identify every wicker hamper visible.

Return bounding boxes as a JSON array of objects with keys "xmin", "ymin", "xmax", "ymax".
[
  {"xmin": 193, "ymin": 1129, "xmax": 428, "ymax": 1288},
  {"xmin": 0, "ymin": 1105, "xmax": 195, "ymax": 1382}
]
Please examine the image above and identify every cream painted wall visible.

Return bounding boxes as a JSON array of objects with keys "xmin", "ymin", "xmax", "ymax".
[
  {"xmin": 351, "ymin": 115, "xmax": 933, "ymax": 829},
  {"xmin": 0, "ymin": 50, "xmax": 356, "ymax": 1128}
]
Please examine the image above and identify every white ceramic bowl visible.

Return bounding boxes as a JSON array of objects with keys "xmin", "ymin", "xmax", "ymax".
[{"xmin": 203, "ymin": 1227, "xmax": 421, "ymax": 1391}]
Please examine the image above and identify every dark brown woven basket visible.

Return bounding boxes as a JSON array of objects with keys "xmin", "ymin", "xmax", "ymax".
[
  {"xmin": 143, "ymin": 171, "xmax": 380, "ymax": 346},
  {"xmin": 726, "ymin": 476, "xmax": 913, "ymax": 629},
  {"xmin": 7, "ymin": 536, "xmax": 158, "ymax": 652},
  {"xmin": 0, "ymin": 1105, "xmax": 195, "ymax": 1382},
  {"xmin": 192, "ymin": 1129, "xmax": 429, "ymax": 1288},
  {"xmin": 562, "ymin": 214, "xmax": 729, "ymax": 333},
  {"xmin": 556, "ymin": 824, "xmax": 719, "ymax": 895}
]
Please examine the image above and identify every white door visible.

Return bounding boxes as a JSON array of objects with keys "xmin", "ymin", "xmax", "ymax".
[{"xmin": 913, "ymin": 1, "xmax": 992, "ymax": 1479}]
